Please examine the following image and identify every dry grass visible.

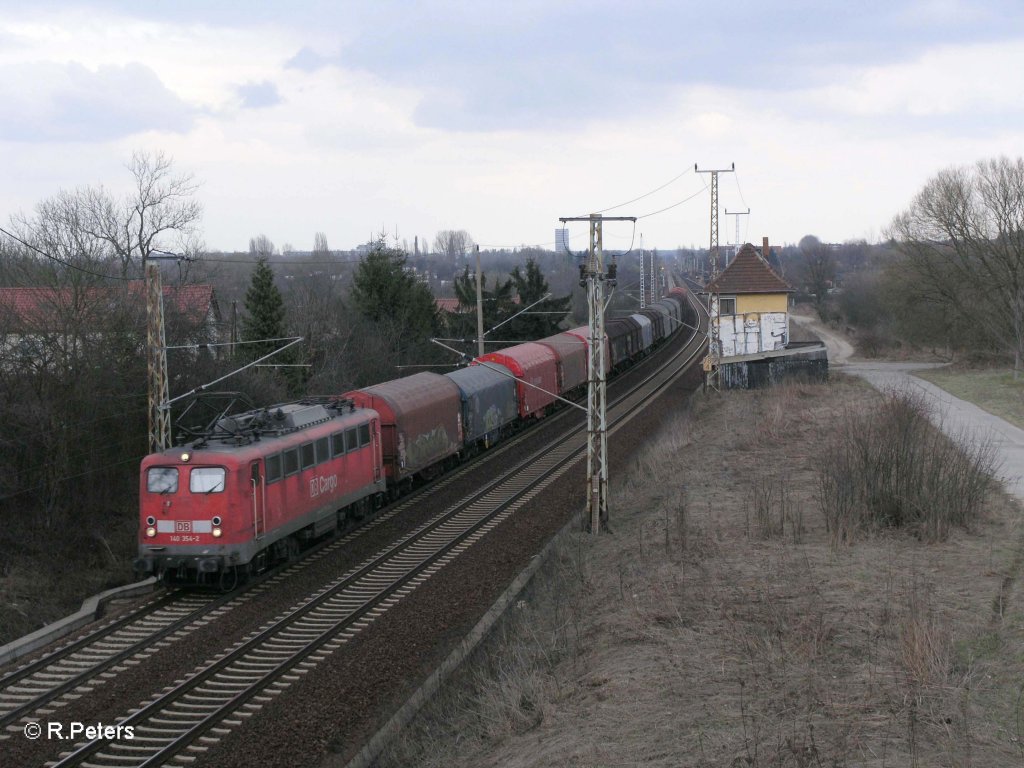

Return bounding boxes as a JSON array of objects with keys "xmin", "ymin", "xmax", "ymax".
[
  {"xmin": 817, "ymin": 389, "xmax": 998, "ymax": 546},
  {"xmin": 378, "ymin": 375, "xmax": 1024, "ymax": 768},
  {"xmin": 914, "ymin": 366, "xmax": 1024, "ymax": 431}
]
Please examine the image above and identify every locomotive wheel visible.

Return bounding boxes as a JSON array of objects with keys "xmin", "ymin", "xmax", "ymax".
[{"xmin": 286, "ymin": 537, "xmax": 300, "ymax": 562}]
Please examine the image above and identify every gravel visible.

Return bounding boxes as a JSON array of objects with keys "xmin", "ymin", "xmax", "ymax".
[{"xmin": 0, "ymin": 337, "xmax": 700, "ymax": 768}]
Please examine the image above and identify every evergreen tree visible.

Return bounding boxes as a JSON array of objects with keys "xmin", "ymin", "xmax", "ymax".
[
  {"xmin": 452, "ymin": 266, "xmax": 517, "ymax": 346},
  {"xmin": 351, "ymin": 238, "xmax": 438, "ymax": 334},
  {"xmin": 242, "ymin": 256, "xmax": 287, "ymax": 360},
  {"xmin": 350, "ymin": 238, "xmax": 441, "ymax": 372},
  {"xmin": 508, "ymin": 258, "xmax": 573, "ymax": 339}
]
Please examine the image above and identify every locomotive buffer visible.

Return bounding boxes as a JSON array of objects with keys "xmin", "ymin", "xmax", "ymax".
[{"xmin": 559, "ymin": 213, "xmax": 635, "ymax": 534}]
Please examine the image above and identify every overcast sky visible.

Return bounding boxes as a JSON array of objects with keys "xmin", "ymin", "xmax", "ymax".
[{"xmin": 1, "ymin": 0, "xmax": 1022, "ymax": 253}]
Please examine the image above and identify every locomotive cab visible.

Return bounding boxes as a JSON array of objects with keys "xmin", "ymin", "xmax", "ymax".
[
  {"xmin": 136, "ymin": 399, "xmax": 386, "ymax": 588},
  {"xmin": 137, "ymin": 451, "xmax": 248, "ymax": 586}
]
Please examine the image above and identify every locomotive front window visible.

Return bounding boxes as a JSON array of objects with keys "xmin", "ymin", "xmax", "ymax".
[
  {"xmin": 359, "ymin": 424, "xmax": 371, "ymax": 447},
  {"xmin": 315, "ymin": 437, "xmax": 330, "ymax": 464},
  {"xmin": 266, "ymin": 454, "xmax": 282, "ymax": 483},
  {"xmin": 190, "ymin": 467, "xmax": 225, "ymax": 494},
  {"xmin": 332, "ymin": 432, "xmax": 346, "ymax": 457},
  {"xmin": 147, "ymin": 467, "xmax": 178, "ymax": 494}
]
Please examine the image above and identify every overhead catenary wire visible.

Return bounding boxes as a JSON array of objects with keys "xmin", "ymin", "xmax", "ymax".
[
  {"xmin": 0, "ymin": 225, "xmax": 135, "ymax": 282},
  {"xmin": 578, "ymin": 165, "xmax": 695, "ymax": 217},
  {"xmin": 734, "ymin": 170, "xmax": 749, "ymax": 210},
  {"xmin": 635, "ymin": 181, "xmax": 709, "ymax": 220}
]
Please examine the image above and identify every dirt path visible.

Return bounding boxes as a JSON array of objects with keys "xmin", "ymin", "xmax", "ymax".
[{"xmin": 789, "ymin": 309, "xmax": 855, "ymax": 363}]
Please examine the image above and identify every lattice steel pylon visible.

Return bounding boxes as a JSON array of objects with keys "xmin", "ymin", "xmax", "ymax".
[
  {"xmin": 560, "ymin": 212, "xmax": 635, "ymax": 534},
  {"xmin": 146, "ymin": 261, "xmax": 171, "ymax": 453},
  {"xmin": 639, "ymin": 233, "xmax": 646, "ymax": 309},
  {"xmin": 695, "ymin": 163, "xmax": 734, "ymax": 392}
]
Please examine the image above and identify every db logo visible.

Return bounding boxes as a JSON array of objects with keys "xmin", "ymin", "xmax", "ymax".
[
  {"xmin": 309, "ymin": 475, "xmax": 338, "ymax": 499},
  {"xmin": 174, "ymin": 521, "xmax": 192, "ymax": 533}
]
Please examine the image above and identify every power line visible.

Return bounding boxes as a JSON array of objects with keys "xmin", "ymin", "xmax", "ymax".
[
  {"xmin": 0, "ymin": 455, "xmax": 146, "ymax": 501},
  {"xmin": 582, "ymin": 166, "xmax": 695, "ymax": 216},
  {"xmin": 195, "ymin": 255, "xmax": 366, "ymax": 266},
  {"xmin": 636, "ymin": 181, "xmax": 709, "ymax": 220},
  {"xmin": 0, "ymin": 225, "xmax": 134, "ymax": 282},
  {"xmin": 734, "ymin": 170, "xmax": 749, "ymax": 209}
]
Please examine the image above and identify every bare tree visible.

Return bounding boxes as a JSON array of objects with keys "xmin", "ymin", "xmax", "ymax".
[
  {"xmin": 249, "ymin": 234, "xmax": 276, "ymax": 260},
  {"xmin": 798, "ymin": 234, "xmax": 835, "ymax": 320},
  {"xmin": 433, "ymin": 229, "xmax": 474, "ymax": 274},
  {"xmin": 889, "ymin": 156, "xmax": 1024, "ymax": 376},
  {"xmin": 75, "ymin": 151, "xmax": 202, "ymax": 276},
  {"xmin": 312, "ymin": 231, "xmax": 330, "ymax": 259}
]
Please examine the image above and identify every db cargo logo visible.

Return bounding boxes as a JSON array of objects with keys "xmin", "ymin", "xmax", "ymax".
[
  {"xmin": 310, "ymin": 474, "xmax": 338, "ymax": 499},
  {"xmin": 174, "ymin": 521, "xmax": 192, "ymax": 533}
]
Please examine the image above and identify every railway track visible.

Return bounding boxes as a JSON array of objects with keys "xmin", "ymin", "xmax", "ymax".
[
  {"xmin": 38, "ymin": 293, "xmax": 706, "ymax": 767},
  {"xmin": 0, "ymin": 357, "xmax": 609, "ymax": 747}
]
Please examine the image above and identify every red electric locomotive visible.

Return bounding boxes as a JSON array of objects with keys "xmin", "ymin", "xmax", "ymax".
[{"xmin": 136, "ymin": 399, "xmax": 385, "ymax": 587}]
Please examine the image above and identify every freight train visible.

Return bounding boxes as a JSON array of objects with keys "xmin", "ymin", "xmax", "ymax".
[{"xmin": 136, "ymin": 288, "xmax": 695, "ymax": 587}]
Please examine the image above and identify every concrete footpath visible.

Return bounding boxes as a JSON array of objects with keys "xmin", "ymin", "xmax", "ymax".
[
  {"xmin": 841, "ymin": 361, "xmax": 1024, "ymax": 499},
  {"xmin": 791, "ymin": 311, "xmax": 1024, "ymax": 498}
]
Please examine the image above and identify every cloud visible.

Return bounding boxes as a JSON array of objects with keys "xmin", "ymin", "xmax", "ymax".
[
  {"xmin": 0, "ymin": 61, "xmax": 196, "ymax": 142},
  {"xmin": 285, "ymin": 46, "xmax": 329, "ymax": 72},
  {"xmin": 802, "ymin": 40, "xmax": 1024, "ymax": 130},
  {"xmin": 236, "ymin": 80, "xmax": 282, "ymax": 109}
]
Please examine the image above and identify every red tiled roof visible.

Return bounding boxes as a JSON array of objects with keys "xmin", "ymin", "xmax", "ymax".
[
  {"xmin": 705, "ymin": 244, "xmax": 793, "ymax": 294},
  {"xmin": 435, "ymin": 297, "xmax": 464, "ymax": 313},
  {"xmin": 0, "ymin": 284, "xmax": 219, "ymax": 328}
]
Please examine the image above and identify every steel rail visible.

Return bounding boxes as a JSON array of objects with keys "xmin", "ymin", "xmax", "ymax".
[{"xmin": 47, "ymin": 291, "xmax": 707, "ymax": 767}]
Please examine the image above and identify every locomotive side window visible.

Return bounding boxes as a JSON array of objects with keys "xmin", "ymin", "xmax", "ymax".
[
  {"xmin": 301, "ymin": 442, "xmax": 315, "ymax": 469},
  {"xmin": 332, "ymin": 432, "xmax": 346, "ymax": 457},
  {"xmin": 315, "ymin": 437, "xmax": 330, "ymax": 464},
  {"xmin": 345, "ymin": 427, "xmax": 358, "ymax": 452},
  {"xmin": 147, "ymin": 467, "xmax": 178, "ymax": 494},
  {"xmin": 266, "ymin": 454, "xmax": 282, "ymax": 483},
  {"xmin": 190, "ymin": 467, "xmax": 225, "ymax": 493},
  {"xmin": 359, "ymin": 423, "xmax": 371, "ymax": 447},
  {"xmin": 283, "ymin": 448, "xmax": 299, "ymax": 476}
]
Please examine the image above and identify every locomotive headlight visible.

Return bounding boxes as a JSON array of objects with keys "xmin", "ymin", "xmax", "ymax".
[
  {"xmin": 146, "ymin": 526, "xmax": 157, "ymax": 538},
  {"xmin": 180, "ymin": 452, "xmax": 191, "ymax": 462},
  {"xmin": 212, "ymin": 527, "xmax": 222, "ymax": 538}
]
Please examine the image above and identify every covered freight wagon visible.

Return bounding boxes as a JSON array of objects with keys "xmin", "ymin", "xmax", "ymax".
[
  {"xmin": 345, "ymin": 372, "xmax": 463, "ymax": 488},
  {"xmin": 639, "ymin": 306, "xmax": 668, "ymax": 342},
  {"xmin": 565, "ymin": 325, "xmax": 610, "ymax": 374},
  {"xmin": 605, "ymin": 317, "xmax": 642, "ymax": 369},
  {"xmin": 536, "ymin": 332, "xmax": 588, "ymax": 395},
  {"xmin": 445, "ymin": 363, "xmax": 518, "ymax": 450},
  {"xmin": 630, "ymin": 313, "xmax": 654, "ymax": 353},
  {"xmin": 476, "ymin": 342, "xmax": 558, "ymax": 419}
]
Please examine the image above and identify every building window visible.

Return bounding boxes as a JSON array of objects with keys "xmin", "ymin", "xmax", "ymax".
[{"xmin": 719, "ymin": 297, "xmax": 736, "ymax": 315}]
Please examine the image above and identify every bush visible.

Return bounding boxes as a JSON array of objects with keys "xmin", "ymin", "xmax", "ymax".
[{"xmin": 817, "ymin": 390, "xmax": 997, "ymax": 544}]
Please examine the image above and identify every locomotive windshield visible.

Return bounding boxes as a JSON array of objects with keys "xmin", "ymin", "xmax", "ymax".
[
  {"xmin": 190, "ymin": 467, "xmax": 226, "ymax": 493},
  {"xmin": 146, "ymin": 467, "xmax": 178, "ymax": 494}
]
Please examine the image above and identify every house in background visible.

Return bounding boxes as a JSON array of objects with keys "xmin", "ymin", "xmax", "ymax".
[
  {"xmin": 0, "ymin": 284, "xmax": 221, "ymax": 368},
  {"xmin": 705, "ymin": 239, "xmax": 794, "ymax": 358}
]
